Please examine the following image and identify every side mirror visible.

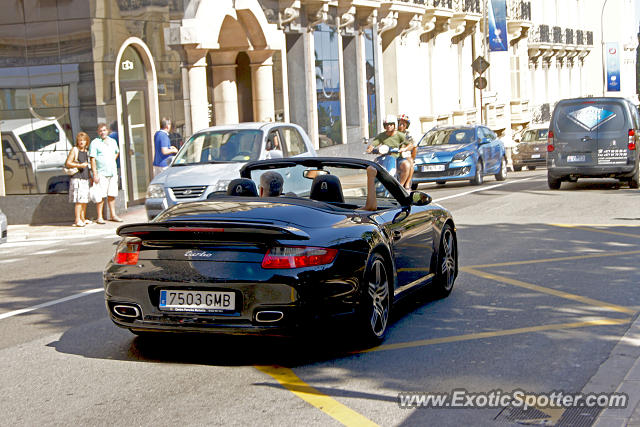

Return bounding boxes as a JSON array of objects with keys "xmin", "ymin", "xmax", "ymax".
[
  {"xmin": 4, "ymin": 146, "xmax": 16, "ymax": 160},
  {"xmin": 411, "ymin": 191, "xmax": 432, "ymax": 206},
  {"xmin": 479, "ymin": 137, "xmax": 491, "ymax": 144}
]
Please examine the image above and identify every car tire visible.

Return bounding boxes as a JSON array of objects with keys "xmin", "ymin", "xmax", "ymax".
[
  {"xmin": 433, "ymin": 224, "xmax": 457, "ymax": 298},
  {"xmin": 629, "ymin": 167, "xmax": 639, "ymax": 189},
  {"xmin": 411, "ymin": 182, "xmax": 418, "ymax": 190},
  {"xmin": 494, "ymin": 157, "xmax": 507, "ymax": 181},
  {"xmin": 513, "ymin": 165, "xmax": 522, "ymax": 172},
  {"xmin": 356, "ymin": 252, "xmax": 392, "ymax": 346},
  {"xmin": 471, "ymin": 160, "xmax": 483, "ymax": 185},
  {"xmin": 528, "ymin": 166, "xmax": 537, "ymax": 171},
  {"xmin": 436, "ymin": 181, "xmax": 446, "ymax": 185},
  {"xmin": 548, "ymin": 173, "xmax": 561, "ymax": 190}
]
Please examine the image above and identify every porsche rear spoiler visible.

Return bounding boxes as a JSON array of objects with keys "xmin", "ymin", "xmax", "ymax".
[{"xmin": 117, "ymin": 221, "xmax": 310, "ymax": 241}]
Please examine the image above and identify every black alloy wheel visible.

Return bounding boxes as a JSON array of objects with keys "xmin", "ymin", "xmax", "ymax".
[
  {"xmin": 548, "ymin": 173, "xmax": 561, "ymax": 190},
  {"xmin": 357, "ymin": 252, "xmax": 391, "ymax": 345},
  {"xmin": 528, "ymin": 166, "xmax": 537, "ymax": 171},
  {"xmin": 513, "ymin": 165, "xmax": 522, "ymax": 172},
  {"xmin": 495, "ymin": 157, "xmax": 507, "ymax": 181},
  {"xmin": 471, "ymin": 160, "xmax": 483, "ymax": 185},
  {"xmin": 433, "ymin": 224, "xmax": 457, "ymax": 297}
]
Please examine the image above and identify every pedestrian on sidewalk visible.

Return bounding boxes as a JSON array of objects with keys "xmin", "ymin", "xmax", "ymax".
[
  {"xmin": 153, "ymin": 117, "xmax": 178, "ymax": 177},
  {"xmin": 65, "ymin": 131, "xmax": 92, "ymax": 227},
  {"xmin": 89, "ymin": 123, "xmax": 123, "ymax": 224}
]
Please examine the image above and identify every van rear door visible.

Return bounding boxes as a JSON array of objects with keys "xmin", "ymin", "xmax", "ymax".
[{"xmin": 552, "ymin": 100, "xmax": 628, "ymax": 167}]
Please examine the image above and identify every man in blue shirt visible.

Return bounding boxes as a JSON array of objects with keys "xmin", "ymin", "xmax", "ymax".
[
  {"xmin": 89, "ymin": 123, "xmax": 121, "ymax": 223},
  {"xmin": 153, "ymin": 117, "xmax": 178, "ymax": 176}
]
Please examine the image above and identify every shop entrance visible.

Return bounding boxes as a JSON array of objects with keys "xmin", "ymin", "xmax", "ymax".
[{"xmin": 118, "ymin": 45, "xmax": 153, "ymax": 204}]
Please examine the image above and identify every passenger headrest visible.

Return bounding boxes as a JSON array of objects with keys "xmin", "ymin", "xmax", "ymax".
[
  {"xmin": 310, "ymin": 174, "xmax": 344, "ymax": 204},
  {"xmin": 226, "ymin": 178, "xmax": 258, "ymax": 197}
]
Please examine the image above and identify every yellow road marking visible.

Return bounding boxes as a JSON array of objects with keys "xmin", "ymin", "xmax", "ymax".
[
  {"xmin": 358, "ymin": 318, "xmax": 631, "ymax": 353},
  {"xmin": 550, "ymin": 224, "xmax": 640, "ymax": 239},
  {"xmin": 255, "ymin": 365, "xmax": 379, "ymax": 427},
  {"xmin": 397, "ymin": 267, "xmax": 432, "ymax": 272},
  {"xmin": 467, "ymin": 249, "xmax": 640, "ymax": 268},
  {"xmin": 462, "ymin": 267, "xmax": 636, "ymax": 314}
]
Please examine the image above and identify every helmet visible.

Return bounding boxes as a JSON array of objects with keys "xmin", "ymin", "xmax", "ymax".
[
  {"xmin": 383, "ymin": 114, "xmax": 396, "ymax": 126},
  {"xmin": 397, "ymin": 114, "xmax": 411, "ymax": 127}
]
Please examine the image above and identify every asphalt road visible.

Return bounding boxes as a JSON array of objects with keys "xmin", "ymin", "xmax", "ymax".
[{"xmin": 1, "ymin": 169, "xmax": 639, "ymax": 426}]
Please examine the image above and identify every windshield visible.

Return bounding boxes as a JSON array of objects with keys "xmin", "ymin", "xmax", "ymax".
[
  {"xmin": 172, "ymin": 129, "xmax": 263, "ymax": 165},
  {"xmin": 521, "ymin": 129, "xmax": 548, "ymax": 142},
  {"xmin": 418, "ymin": 128, "xmax": 476, "ymax": 146}
]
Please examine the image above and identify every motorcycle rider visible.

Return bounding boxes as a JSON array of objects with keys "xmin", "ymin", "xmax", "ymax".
[
  {"xmin": 397, "ymin": 114, "xmax": 416, "ymax": 189},
  {"xmin": 365, "ymin": 114, "xmax": 412, "ymax": 189}
]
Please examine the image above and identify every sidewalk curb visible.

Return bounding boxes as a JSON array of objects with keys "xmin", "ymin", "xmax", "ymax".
[{"xmin": 585, "ymin": 312, "xmax": 640, "ymax": 426}]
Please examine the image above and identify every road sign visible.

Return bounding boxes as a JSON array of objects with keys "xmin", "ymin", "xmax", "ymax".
[
  {"xmin": 474, "ymin": 77, "xmax": 487, "ymax": 90},
  {"xmin": 472, "ymin": 56, "xmax": 490, "ymax": 75}
]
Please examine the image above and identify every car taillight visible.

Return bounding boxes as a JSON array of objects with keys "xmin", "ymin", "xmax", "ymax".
[
  {"xmin": 629, "ymin": 129, "xmax": 636, "ymax": 151},
  {"xmin": 114, "ymin": 238, "xmax": 141, "ymax": 265},
  {"xmin": 262, "ymin": 246, "xmax": 338, "ymax": 269},
  {"xmin": 547, "ymin": 130, "xmax": 555, "ymax": 152}
]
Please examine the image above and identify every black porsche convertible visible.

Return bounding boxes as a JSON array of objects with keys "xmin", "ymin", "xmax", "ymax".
[{"xmin": 104, "ymin": 157, "xmax": 458, "ymax": 345}]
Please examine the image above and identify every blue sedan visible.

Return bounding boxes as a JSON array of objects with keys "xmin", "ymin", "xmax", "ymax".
[{"xmin": 411, "ymin": 125, "xmax": 507, "ymax": 188}]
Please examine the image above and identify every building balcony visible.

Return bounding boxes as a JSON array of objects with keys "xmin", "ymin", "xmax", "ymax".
[{"xmin": 487, "ymin": 103, "xmax": 507, "ymax": 132}]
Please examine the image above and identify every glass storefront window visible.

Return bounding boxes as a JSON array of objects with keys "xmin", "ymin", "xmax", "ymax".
[
  {"xmin": 314, "ymin": 23, "xmax": 342, "ymax": 147},
  {"xmin": 364, "ymin": 29, "xmax": 377, "ymax": 138}
]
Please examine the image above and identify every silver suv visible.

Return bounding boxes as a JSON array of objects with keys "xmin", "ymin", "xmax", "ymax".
[
  {"xmin": 547, "ymin": 97, "xmax": 639, "ymax": 189},
  {"xmin": 145, "ymin": 122, "xmax": 317, "ymax": 219}
]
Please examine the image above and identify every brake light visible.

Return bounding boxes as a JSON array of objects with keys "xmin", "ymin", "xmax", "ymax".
[
  {"xmin": 547, "ymin": 130, "xmax": 555, "ymax": 152},
  {"xmin": 114, "ymin": 239, "xmax": 141, "ymax": 265},
  {"xmin": 262, "ymin": 246, "xmax": 338, "ymax": 269},
  {"xmin": 629, "ymin": 129, "xmax": 636, "ymax": 151}
]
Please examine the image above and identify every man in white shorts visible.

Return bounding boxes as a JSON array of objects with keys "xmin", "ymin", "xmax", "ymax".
[{"xmin": 89, "ymin": 123, "xmax": 122, "ymax": 223}]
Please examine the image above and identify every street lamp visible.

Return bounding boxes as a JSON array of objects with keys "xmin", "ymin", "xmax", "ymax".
[{"xmin": 601, "ymin": 0, "xmax": 610, "ymax": 96}]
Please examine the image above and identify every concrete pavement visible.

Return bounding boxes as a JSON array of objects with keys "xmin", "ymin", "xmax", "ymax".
[{"xmin": 5, "ymin": 204, "xmax": 148, "ymax": 242}]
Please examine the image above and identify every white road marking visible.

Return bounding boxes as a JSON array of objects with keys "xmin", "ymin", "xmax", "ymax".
[
  {"xmin": 0, "ymin": 258, "xmax": 21, "ymax": 264},
  {"xmin": 432, "ymin": 176, "xmax": 540, "ymax": 203},
  {"xmin": 0, "ymin": 288, "xmax": 103, "ymax": 320},
  {"xmin": 32, "ymin": 249, "xmax": 62, "ymax": 255},
  {"xmin": 1, "ymin": 240, "xmax": 62, "ymax": 248}
]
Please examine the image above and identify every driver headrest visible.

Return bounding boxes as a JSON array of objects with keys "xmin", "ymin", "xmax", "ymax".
[
  {"xmin": 310, "ymin": 174, "xmax": 344, "ymax": 204},
  {"xmin": 225, "ymin": 178, "xmax": 258, "ymax": 197}
]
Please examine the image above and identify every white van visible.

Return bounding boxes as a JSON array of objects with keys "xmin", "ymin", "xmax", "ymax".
[{"xmin": 1, "ymin": 119, "xmax": 72, "ymax": 194}]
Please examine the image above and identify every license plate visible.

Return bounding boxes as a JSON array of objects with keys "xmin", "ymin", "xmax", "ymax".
[
  {"xmin": 159, "ymin": 290, "xmax": 235, "ymax": 313},
  {"xmin": 567, "ymin": 155, "xmax": 585, "ymax": 162},
  {"xmin": 531, "ymin": 154, "xmax": 541, "ymax": 159},
  {"xmin": 421, "ymin": 165, "xmax": 445, "ymax": 172}
]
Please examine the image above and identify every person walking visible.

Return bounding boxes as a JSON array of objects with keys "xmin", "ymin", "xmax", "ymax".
[
  {"xmin": 89, "ymin": 122, "xmax": 122, "ymax": 224},
  {"xmin": 153, "ymin": 117, "xmax": 178, "ymax": 176},
  {"xmin": 65, "ymin": 132, "xmax": 92, "ymax": 227}
]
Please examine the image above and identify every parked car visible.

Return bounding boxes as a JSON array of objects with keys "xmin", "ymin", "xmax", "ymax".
[
  {"xmin": 512, "ymin": 123, "xmax": 549, "ymax": 171},
  {"xmin": 1, "ymin": 118, "xmax": 71, "ymax": 194},
  {"xmin": 105, "ymin": 157, "xmax": 458, "ymax": 346},
  {"xmin": 547, "ymin": 97, "xmax": 640, "ymax": 189},
  {"xmin": 411, "ymin": 125, "xmax": 507, "ymax": 188},
  {"xmin": 145, "ymin": 122, "xmax": 317, "ymax": 219},
  {"xmin": 0, "ymin": 207, "xmax": 6, "ymax": 244}
]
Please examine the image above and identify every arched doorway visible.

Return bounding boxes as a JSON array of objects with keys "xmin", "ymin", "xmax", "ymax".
[{"xmin": 118, "ymin": 45, "xmax": 153, "ymax": 203}]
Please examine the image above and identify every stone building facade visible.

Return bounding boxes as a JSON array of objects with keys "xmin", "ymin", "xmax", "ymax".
[{"xmin": 0, "ymin": 0, "xmax": 637, "ymax": 223}]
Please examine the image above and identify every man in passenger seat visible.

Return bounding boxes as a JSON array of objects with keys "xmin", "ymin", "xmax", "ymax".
[{"xmin": 259, "ymin": 171, "xmax": 284, "ymax": 197}]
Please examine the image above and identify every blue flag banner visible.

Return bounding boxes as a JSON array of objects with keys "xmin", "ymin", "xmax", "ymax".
[
  {"xmin": 488, "ymin": 0, "xmax": 508, "ymax": 51},
  {"xmin": 606, "ymin": 42, "xmax": 621, "ymax": 92}
]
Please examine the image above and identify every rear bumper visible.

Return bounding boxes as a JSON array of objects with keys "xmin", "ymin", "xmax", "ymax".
[{"xmin": 548, "ymin": 165, "xmax": 636, "ymax": 179}]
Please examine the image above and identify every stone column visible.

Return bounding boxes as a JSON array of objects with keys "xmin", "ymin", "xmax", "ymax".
[
  {"xmin": 184, "ymin": 47, "xmax": 210, "ymax": 132},
  {"xmin": 210, "ymin": 52, "xmax": 240, "ymax": 125},
  {"xmin": 248, "ymin": 51, "xmax": 275, "ymax": 122}
]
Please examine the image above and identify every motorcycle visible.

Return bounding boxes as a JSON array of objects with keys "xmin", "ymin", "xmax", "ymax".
[{"xmin": 365, "ymin": 139, "xmax": 412, "ymax": 195}]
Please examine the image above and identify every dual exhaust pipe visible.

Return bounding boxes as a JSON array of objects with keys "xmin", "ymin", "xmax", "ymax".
[{"xmin": 113, "ymin": 304, "xmax": 141, "ymax": 319}]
